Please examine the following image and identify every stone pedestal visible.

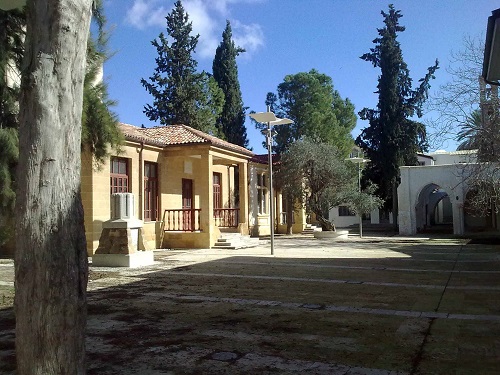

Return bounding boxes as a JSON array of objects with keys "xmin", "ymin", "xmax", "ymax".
[
  {"xmin": 92, "ymin": 251, "xmax": 154, "ymax": 268},
  {"xmin": 313, "ymin": 230, "xmax": 349, "ymax": 240},
  {"xmin": 93, "ymin": 193, "xmax": 154, "ymax": 267}
]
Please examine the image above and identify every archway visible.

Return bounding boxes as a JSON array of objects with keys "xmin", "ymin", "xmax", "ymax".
[{"xmin": 415, "ymin": 183, "xmax": 453, "ymax": 233}]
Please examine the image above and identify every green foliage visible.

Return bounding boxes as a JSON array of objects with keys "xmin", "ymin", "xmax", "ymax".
[
  {"xmin": 356, "ymin": 5, "xmax": 438, "ymax": 211},
  {"xmin": 256, "ymin": 69, "xmax": 356, "ymax": 155},
  {"xmin": 0, "ymin": 4, "xmax": 121, "ymax": 245},
  {"xmin": 0, "ymin": 127, "xmax": 17, "ymax": 212},
  {"xmin": 82, "ymin": 9, "xmax": 122, "ymax": 166},
  {"xmin": 142, "ymin": 0, "xmax": 218, "ymax": 134},
  {"xmin": 195, "ymin": 72, "xmax": 225, "ymax": 136},
  {"xmin": 0, "ymin": 9, "xmax": 24, "ymax": 219},
  {"xmin": 343, "ymin": 181, "xmax": 384, "ymax": 217},
  {"xmin": 457, "ymin": 109, "xmax": 482, "ymax": 151},
  {"xmin": 212, "ymin": 20, "xmax": 249, "ymax": 147},
  {"xmin": 277, "ymin": 138, "xmax": 382, "ymax": 231}
]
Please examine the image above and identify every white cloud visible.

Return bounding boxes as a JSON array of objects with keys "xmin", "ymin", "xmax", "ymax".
[
  {"xmin": 125, "ymin": 0, "xmax": 265, "ymax": 59},
  {"xmin": 125, "ymin": 0, "xmax": 168, "ymax": 29},
  {"xmin": 232, "ymin": 21, "xmax": 264, "ymax": 56},
  {"xmin": 183, "ymin": 0, "xmax": 219, "ymax": 58}
]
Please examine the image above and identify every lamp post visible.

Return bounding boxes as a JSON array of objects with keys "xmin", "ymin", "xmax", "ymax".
[
  {"xmin": 348, "ymin": 156, "xmax": 370, "ymax": 238},
  {"xmin": 249, "ymin": 107, "xmax": 293, "ymax": 255}
]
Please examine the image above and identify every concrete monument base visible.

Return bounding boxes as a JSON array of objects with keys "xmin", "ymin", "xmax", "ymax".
[
  {"xmin": 314, "ymin": 230, "xmax": 349, "ymax": 240},
  {"xmin": 92, "ymin": 251, "xmax": 155, "ymax": 268}
]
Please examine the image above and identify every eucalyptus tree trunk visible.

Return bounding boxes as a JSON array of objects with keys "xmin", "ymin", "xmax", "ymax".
[{"xmin": 14, "ymin": 1, "xmax": 93, "ymax": 374}]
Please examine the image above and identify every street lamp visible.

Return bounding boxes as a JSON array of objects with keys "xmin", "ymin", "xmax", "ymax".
[
  {"xmin": 249, "ymin": 107, "xmax": 293, "ymax": 255},
  {"xmin": 348, "ymin": 156, "xmax": 370, "ymax": 238}
]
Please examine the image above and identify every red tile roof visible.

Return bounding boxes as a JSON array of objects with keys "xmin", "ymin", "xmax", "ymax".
[
  {"xmin": 119, "ymin": 123, "xmax": 254, "ymax": 157},
  {"xmin": 251, "ymin": 153, "xmax": 280, "ymax": 166}
]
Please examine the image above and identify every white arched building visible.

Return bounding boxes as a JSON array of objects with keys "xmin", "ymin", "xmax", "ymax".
[{"xmin": 398, "ymin": 150, "xmax": 499, "ymax": 235}]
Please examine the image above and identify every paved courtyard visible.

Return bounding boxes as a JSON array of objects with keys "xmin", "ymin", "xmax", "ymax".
[{"xmin": 1, "ymin": 234, "xmax": 499, "ymax": 374}]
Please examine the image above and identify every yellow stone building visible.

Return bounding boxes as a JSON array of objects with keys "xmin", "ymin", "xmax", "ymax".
[
  {"xmin": 82, "ymin": 123, "xmax": 254, "ymax": 255},
  {"xmin": 0, "ymin": 122, "xmax": 312, "ymax": 259}
]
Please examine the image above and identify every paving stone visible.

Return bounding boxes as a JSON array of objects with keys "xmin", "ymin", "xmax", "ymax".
[
  {"xmin": 394, "ymin": 310, "xmax": 422, "ymax": 318},
  {"xmin": 420, "ymin": 312, "xmax": 449, "ymax": 319},
  {"xmin": 211, "ymin": 351, "xmax": 239, "ymax": 361},
  {"xmin": 301, "ymin": 303, "xmax": 323, "ymax": 309}
]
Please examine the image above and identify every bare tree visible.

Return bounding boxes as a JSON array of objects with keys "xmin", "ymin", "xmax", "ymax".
[
  {"xmin": 14, "ymin": 0, "xmax": 92, "ymax": 373},
  {"xmin": 426, "ymin": 34, "xmax": 484, "ymax": 149},
  {"xmin": 463, "ymin": 79, "xmax": 500, "ymax": 221}
]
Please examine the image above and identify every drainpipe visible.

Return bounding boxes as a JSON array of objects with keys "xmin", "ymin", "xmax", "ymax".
[{"xmin": 138, "ymin": 141, "xmax": 144, "ymax": 220}]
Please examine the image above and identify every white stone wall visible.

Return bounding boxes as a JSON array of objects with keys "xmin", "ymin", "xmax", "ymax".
[
  {"xmin": 428, "ymin": 150, "xmax": 477, "ymax": 165},
  {"xmin": 398, "ymin": 164, "xmax": 472, "ymax": 235},
  {"xmin": 329, "ymin": 206, "xmax": 358, "ymax": 228}
]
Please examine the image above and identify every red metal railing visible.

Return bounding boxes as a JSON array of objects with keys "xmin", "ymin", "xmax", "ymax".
[
  {"xmin": 162, "ymin": 209, "xmax": 201, "ymax": 231},
  {"xmin": 214, "ymin": 208, "xmax": 239, "ymax": 228}
]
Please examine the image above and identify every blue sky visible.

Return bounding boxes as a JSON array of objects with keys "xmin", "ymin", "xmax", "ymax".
[{"xmin": 103, "ymin": 0, "xmax": 495, "ymax": 154}]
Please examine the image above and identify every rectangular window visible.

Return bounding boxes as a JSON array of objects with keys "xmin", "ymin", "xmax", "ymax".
[
  {"xmin": 110, "ymin": 157, "xmax": 129, "ymax": 194},
  {"xmin": 280, "ymin": 195, "xmax": 295, "ymax": 224},
  {"xmin": 213, "ymin": 172, "xmax": 222, "ymax": 210},
  {"xmin": 182, "ymin": 179, "xmax": 194, "ymax": 231},
  {"xmin": 338, "ymin": 206, "xmax": 355, "ymax": 217},
  {"xmin": 257, "ymin": 173, "xmax": 267, "ymax": 214},
  {"xmin": 144, "ymin": 162, "xmax": 159, "ymax": 221}
]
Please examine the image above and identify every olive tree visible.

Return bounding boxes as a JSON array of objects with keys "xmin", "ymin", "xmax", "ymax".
[{"xmin": 277, "ymin": 138, "xmax": 383, "ymax": 231}]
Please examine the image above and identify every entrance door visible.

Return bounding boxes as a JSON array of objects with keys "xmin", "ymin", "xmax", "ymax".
[
  {"xmin": 182, "ymin": 179, "xmax": 193, "ymax": 231},
  {"xmin": 213, "ymin": 172, "xmax": 222, "ymax": 222}
]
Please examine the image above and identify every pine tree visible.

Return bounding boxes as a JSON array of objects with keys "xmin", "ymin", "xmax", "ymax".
[
  {"xmin": 256, "ymin": 69, "xmax": 356, "ymax": 155},
  {"xmin": 212, "ymin": 20, "xmax": 249, "ymax": 147},
  {"xmin": 356, "ymin": 5, "xmax": 438, "ymax": 225},
  {"xmin": 142, "ymin": 0, "xmax": 213, "ymax": 132}
]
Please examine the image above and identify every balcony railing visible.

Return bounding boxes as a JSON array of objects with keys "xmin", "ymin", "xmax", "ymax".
[
  {"xmin": 214, "ymin": 208, "xmax": 239, "ymax": 228},
  {"xmin": 162, "ymin": 209, "xmax": 201, "ymax": 232}
]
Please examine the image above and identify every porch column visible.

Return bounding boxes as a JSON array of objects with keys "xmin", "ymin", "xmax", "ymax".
[
  {"xmin": 398, "ymin": 167, "xmax": 415, "ymax": 235},
  {"xmin": 451, "ymin": 174, "xmax": 466, "ymax": 236},
  {"xmin": 238, "ymin": 160, "xmax": 249, "ymax": 233},
  {"xmin": 200, "ymin": 151, "xmax": 214, "ymax": 233},
  {"xmin": 452, "ymin": 200, "xmax": 465, "ymax": 236}
]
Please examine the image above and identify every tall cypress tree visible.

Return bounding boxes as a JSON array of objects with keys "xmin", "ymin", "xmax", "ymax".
[
  {"xmin": 212, "ymin": 20, "xmax": 249, "ymax": 147},
  {"xmin": 142, "ymin": 0, "xmax": 205, "ymax": 129},
  {"xmin": 356, "ymin": 5, "xmax": 438, "ymax": 225}
]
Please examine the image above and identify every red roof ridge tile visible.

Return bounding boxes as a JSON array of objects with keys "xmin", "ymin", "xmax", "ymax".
[{"xmin": 118, "ymin": 123, "xmax": 254, "ymax": 157}]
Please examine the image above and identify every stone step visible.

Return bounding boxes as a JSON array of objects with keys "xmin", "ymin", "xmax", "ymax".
[
  {"xmin": 212, "ymin": 233, "xmax": 267, "ymax": 250},
  {"xmin": 302, "ymin": 225, "xmax": 322, "ymax": 235}
]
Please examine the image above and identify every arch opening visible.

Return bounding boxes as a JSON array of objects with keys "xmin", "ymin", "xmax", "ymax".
[{"xmin": 415, "ymin": 183, "xmax": 453, "ymax": 234}]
